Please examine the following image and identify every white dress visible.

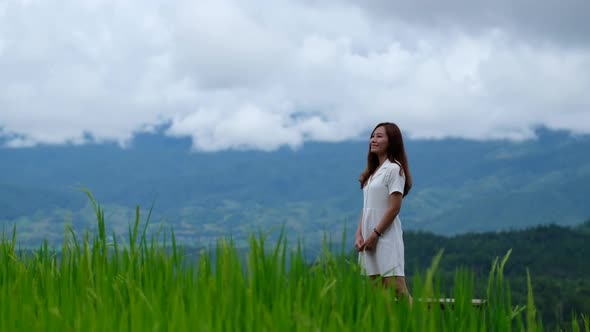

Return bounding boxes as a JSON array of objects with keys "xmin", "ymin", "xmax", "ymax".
[{"xmin": 358, "ymin": 159, "xmax": 406, "ymax": 277}]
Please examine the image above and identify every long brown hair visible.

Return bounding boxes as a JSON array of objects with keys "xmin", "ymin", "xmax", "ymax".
[{"xmin": 359, "ymin": 122, "xmax": 413, "ymax": 197}]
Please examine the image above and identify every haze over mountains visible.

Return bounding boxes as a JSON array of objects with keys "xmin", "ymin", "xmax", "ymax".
[{"xmin": 1, "ymin": 127, "xmax": 589, "ymax": 246}]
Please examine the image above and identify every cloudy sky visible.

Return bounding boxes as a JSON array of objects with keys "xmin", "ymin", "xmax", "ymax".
[{"xmin": 1, "ymin": 0, "xmax": 589, "ymax": 151}]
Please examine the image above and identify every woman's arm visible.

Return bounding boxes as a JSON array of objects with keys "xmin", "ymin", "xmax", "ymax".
[
  {"xmin": 356, "ymin": 210, "xmax": 363, "ymax": 235},
  {"xmin": 374, "ymin": 192, "xmax": 402, "ymax": 235},
  {"xmin": 363, "ymin": 193, "xmax": 402, "ymax": 251},
  {"xmin": 355, "ymin": 210, "xmax": 364, "ymax": 251}
]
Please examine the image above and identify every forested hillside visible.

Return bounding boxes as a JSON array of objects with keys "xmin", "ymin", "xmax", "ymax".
[{"xmin": 402, "ymin": 220, "xmax": 590, "ymax": 328}]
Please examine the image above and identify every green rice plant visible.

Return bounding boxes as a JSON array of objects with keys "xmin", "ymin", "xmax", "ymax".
[
  {"xmin": 0, "ymin": 192, "xmax": 588, "ymax": 331},
  {"xmin": 571, "ymin": 313, "xmax": 590, "ymax": 332}
]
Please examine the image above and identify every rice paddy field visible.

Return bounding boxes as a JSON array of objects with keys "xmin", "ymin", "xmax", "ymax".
[{"xmin": 1, "ymin": 193, "xmax": 588, "ymax": 331}]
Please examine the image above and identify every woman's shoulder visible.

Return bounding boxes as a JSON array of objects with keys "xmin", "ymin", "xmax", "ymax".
[
  {"xmin": 385, "ymin": 159, "xmax": 402, "ymax": 171},
  {"xmin": 385, "ymin": 159, "xmax": 405, "ymax": 177}
]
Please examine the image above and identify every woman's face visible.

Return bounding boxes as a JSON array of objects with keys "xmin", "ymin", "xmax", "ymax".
[{"xmin": 370, "ymin": 126, "xmax": 388, "ymax": 155}]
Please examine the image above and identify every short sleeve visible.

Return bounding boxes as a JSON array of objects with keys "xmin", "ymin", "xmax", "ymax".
[{"xmin": 386, "ymin": 163, "xmax": 406, "ymax": 195}]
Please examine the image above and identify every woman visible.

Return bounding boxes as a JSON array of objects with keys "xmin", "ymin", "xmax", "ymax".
[{"xmin": 355, "ymin": 122, "xmax": 413, "ymax": 298}]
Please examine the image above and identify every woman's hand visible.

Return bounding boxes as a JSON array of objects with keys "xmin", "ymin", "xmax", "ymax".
[
  {"xmin": 354, "ymin": 232, "xmax": 365, "ymax": 252},
  {"xmin": 362, "ymin": 232, "xmax": 378, "ymax": 252}
]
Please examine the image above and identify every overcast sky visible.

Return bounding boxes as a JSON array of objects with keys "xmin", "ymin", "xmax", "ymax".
[{"xmin": 1, "ymin": 0, "xmax": 589, "ymax": 151}]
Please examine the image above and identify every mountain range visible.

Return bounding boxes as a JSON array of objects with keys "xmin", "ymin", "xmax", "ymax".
[{"xmin": 1, "ymin": 127, "xmax": 589, "ymax": 246}]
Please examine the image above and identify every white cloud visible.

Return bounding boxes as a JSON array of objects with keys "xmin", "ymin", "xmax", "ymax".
[{"xmin": 0, "ymin": 0, "xmax": 589, "ymax": 151}]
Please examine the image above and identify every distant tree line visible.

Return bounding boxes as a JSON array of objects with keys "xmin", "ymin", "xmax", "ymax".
[{"xmin": 403, "ymin": 220, "xmax": 590, "ymax": 329}]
